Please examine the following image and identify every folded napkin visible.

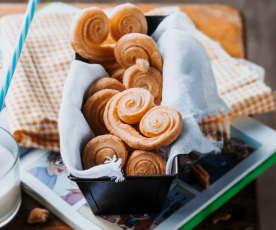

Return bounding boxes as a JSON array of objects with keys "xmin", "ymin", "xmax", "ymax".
[{"xmin": 0, "ymin": 6, "xmax": 275, "ymax": 152}]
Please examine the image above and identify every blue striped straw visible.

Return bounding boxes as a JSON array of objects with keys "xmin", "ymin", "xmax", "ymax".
[{"xmin": 0, "ymin": 0, "xmax": 40, "ymax": 110}]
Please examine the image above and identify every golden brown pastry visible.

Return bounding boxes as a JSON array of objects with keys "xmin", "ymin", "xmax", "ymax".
[
  {"xmin": 110, "ymin": 68, "xmax": 125, "ymax": 81},
  {"xmin": 110, "ymin": 3, "xmax": 148, "ymax": 41},
  {"xmin": 123, "ymin": 65, "xmax": 162, "ymax": 105},
  {"xmin": 88, "ymin": 59, "xmax": 124, "ymax": 81},
  {"xmin": 139, "ymin": 106, "xmax": 181, "ymax": 140},
  {"xmin": 71, "ymin": 7, "xmax": 115, "ymax": 62},
  {"xmin": 83, "ymin": 89, "xmax": 119, "ymax": 135},
  {"xmin": 125, "ymin": 150, "xmax": 166, "ymax": 176},
  {"xmin": 86, "ymin": 77, "xmax": 125, "ymax": 98},
  {"xmin": 104, "ymin": 88, "xmax": 183, "ymax": 150},
  {"xmin": 82, "ymin": 134, "xmax": 128, "ymax": 169},
  {"xmin": 89, "ymin": 59, "xmax": 120, "ymax": 74},
  {"xmin": 114, "ymin": 33, "xmax": 163, "ymax": 73},
  {"xmin": 117, "ymin": 88, "xmax": 153, "ymax": 124}
]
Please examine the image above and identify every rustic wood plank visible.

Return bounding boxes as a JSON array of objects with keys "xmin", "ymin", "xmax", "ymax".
[{"xmin": 0, "ymin": 3, "xmax": 244, "ymax": 58}]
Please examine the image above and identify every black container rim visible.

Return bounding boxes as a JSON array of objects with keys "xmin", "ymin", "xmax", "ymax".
[
  {"xmin": 69, "ymin": 155, "xmax": 178, "ymax": 182},
  {"xmin": 69, "ymin": 173, "xmax": 177, "ymax": 182}
]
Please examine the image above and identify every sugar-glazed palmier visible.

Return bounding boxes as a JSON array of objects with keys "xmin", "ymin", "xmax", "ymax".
[
  {"xmin": 86, "ymin": 77, "xmax": 125, "ymax": 98},
  {"xmin": 71, "ymin": 7, "xmax": 114, "ymax": 61},
  {"xmin": 125, "ymin": 150, "xmax": 166, "ymax": 176},
  {"xmin": 83, "ymin": 89, "xmax": 119, "ymax": 135},
  {"xmin": 104, "ymin": 88, "xmax": 182, "ymax": 150},
  {"xmin": 114, "ymin": 33, "xmax": 163, "ymax": 73},
  {"xmin": 110, "ymin": 3, "xmax": 148, "ymax": 41},
  {"xmin": 123, "ymin": 65, "xmax": 162, "ymax": 105},
  {"xmin": 82, "ymin": 134, "xmax": 128, "ymax": 169}
]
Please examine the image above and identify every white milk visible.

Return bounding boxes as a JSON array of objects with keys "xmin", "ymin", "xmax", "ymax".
[{"xmin": 0, "ymin": 145, "xmax": 21, "ymax": 223}]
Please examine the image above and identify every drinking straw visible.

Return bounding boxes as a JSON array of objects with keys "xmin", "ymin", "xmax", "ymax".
[{"xmin": 0, "ymin": 0, "xmax": 40, "ymax": 110}]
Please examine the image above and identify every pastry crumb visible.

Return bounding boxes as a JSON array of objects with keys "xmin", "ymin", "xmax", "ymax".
[
  {"xmin": 212, "ymin": 213, "xmax": 231, "ymax": 224},
  {"xmin": 28, "ymin": 208, "xmax": 49, "ymax": 224}
]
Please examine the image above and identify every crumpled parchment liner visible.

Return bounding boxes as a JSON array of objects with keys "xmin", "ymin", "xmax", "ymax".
[
  {"xmin": 153, "ymin": 13, "xmax": 230, "ymax": 173},
  {"xmin": 59, "ymin": 61, "xmax": 124, "ymax": 182}
]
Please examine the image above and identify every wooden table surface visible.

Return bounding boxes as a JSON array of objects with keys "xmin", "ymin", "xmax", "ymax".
[
  {"xmin": 0, "ymin": 2, "xmax": 257, "ymax": 230},
  {"xmin": 0, "ymin": 2, "xmax": 245, "ymax": 58}
]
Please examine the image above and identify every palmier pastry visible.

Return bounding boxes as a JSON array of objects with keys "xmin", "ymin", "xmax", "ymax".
[
  {"xmin": 82, "ymin": 134, "xmax": 128, "ymax": 169},
  {"xmin": 114, "ymin": 33, "xmax": 163, "ymax": 73},
  {"xmin": 71, "ymin": 7, "xmax": 115, "ymax": 62},
  {"xmin": 117, "ymin": 88, "xmax": 153, "ymax": 124},
  {"xmin": 89, "ymin": 59, "xmax": 120, "ymax": 74},
  {"xmin": 110, "ymin": 68, "xmax": 125, "ymax": 81},
  {"xmin": 110, "ymin": 3, "xmax": 148, "ymax": 41},
  {"xmin": 83, "ymin": 89, "xmax": 119, "ymax": 135},
  {"xmin": 139, "ymin": 106, "xmax": 181, "ymax": 139},
  {"xmin": 104, "ymin": 88, "xmax": 183, "ymax": 150},
  {"xmin": 123, "ymin": 65, "xmax": 162, "ymax": 105},
  {"xmin": 125, "ymin": 150, "xmax": 166, "ymax": 176},
  {"xmin": 88, "ymin": 59, "xmax": 125, "ymax": 81},
  {"xmin": 86, "ymin": 77, "xmax": 125, "ymax": 98}
]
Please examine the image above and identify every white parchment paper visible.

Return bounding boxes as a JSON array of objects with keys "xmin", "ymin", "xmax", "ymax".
[
  {"xmin": 59, "ymin": 61, "xmax": 124, "ymax": 181},
  {"xmin": 153, "ymin": 13, "xmax": 230, "ymax": 173}
]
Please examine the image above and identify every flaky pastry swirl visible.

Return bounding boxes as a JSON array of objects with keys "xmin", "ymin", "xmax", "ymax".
[
  {"xmin": 86, "ymin": 77, "xmax": 125, "ymax": 98},
  {"xmin": 71, "ymin": 7, "xmax": 115, "ymax": 61},
  {"xmin": 110, "ymin": 3, "xmax": 148, "ymax": 41},
  {"xmin": 139, "ymin": 106, "xmax": 181, "ymax": 140},
  {"xmin": 110, "ymin": 68, "xmax": 125, "ymax": 81},
  {"xmin": 83, "ymin": 89, "xmax": 119, "ymax": 135},
  {"xmin": 104, "ymin": 88, "xmax": 183, "ymax": 150},
  {"xmin": 116, "ymin": 88, "xmax": 153, "ymax": 124},
  {"xmin": 123, "ymin": 65, "xmax": 162, "ymax": 105},
  {"xmin": 125, "ymin": 150, "xmax": 166, "ymax": 176},
  {"xmin": 114, "ymin": 33, "xmax": 163, "ymax": 73},
  {"xmin": 82, "ymin": 134, "xmax": 128, "ymax": 169}
]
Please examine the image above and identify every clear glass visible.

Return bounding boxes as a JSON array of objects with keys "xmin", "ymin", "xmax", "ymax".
[{"xmin": 0, "ymin": 127, "xmax": 21, "ymax": 227}]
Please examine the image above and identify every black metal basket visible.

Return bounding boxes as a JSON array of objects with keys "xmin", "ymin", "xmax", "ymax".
[
  {"xmin": 70, "ymin": 15, "xmax": 178, "ymax": 215},
  {"xmin": 70, "ymin": 171, "xmax": 177, "ymax": 215}
]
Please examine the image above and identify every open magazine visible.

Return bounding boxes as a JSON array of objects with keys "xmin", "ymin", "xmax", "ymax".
[{"xmin": 20, "ymin": 149, "xmax": 190, "ymax": 230}]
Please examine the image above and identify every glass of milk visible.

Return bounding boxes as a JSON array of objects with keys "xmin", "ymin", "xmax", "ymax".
[{"xmin": 0, "ymin": 127, "xmax": 21, "ymax": 227}]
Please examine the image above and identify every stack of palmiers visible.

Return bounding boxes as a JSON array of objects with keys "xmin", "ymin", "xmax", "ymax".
[{"xmin": 71, "ymin": 3, "xmax": 183, "ymax": 176}]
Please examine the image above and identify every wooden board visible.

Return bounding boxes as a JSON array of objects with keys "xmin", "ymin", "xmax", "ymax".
[
  {"xmin": 0, "ymin": 3, "xmax": 244, "ymax": 58},
  {"xmin": 0, "ymin": 2, "xmax": 251, "ymax": 230}
]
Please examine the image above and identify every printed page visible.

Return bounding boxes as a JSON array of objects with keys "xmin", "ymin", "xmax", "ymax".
[
  {"xmin": 20, "ymin": 149, "xmax": 109, "ymax": 230},
  {"xmin": 20, "ymin": 149, "xmax": 191, "ymax": 230}
]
